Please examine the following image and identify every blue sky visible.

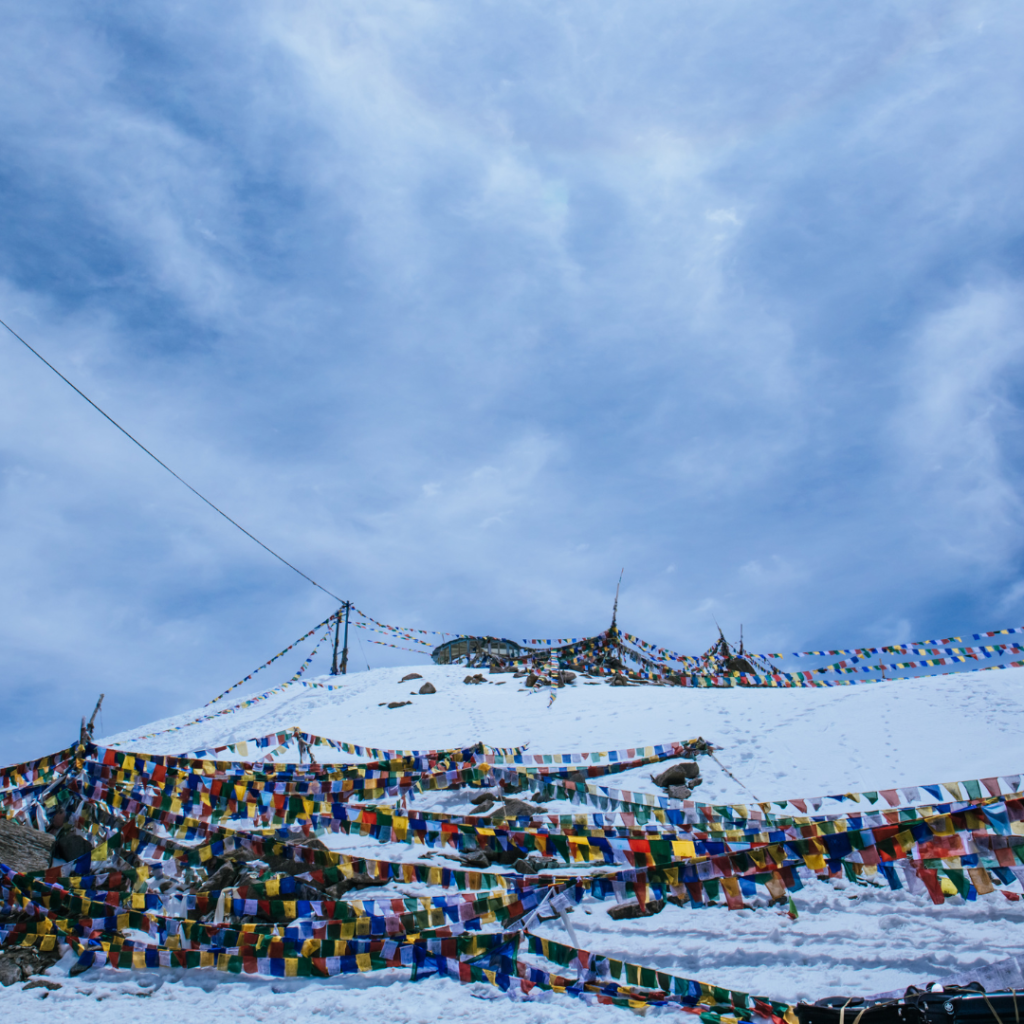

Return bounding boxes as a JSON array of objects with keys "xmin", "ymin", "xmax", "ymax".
[{"xmin": 2, "ymin": 2, "xmax": 1024, "ymax": 762}]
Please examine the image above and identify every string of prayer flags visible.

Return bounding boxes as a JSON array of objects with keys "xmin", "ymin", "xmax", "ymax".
[{"xmin": 204, "ymin": 613, "xmax": 337, "ymax": 706}]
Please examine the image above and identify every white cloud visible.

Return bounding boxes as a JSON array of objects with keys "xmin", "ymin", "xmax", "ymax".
[
  {"xmin": 3, "ymin": 2, "xmax": 1024, "ymax": 758},
  {"xmin": 892, "ymin": 283, "xmax": 1024, "ymax": 567}
]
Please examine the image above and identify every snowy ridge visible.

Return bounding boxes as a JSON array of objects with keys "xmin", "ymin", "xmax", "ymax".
[{"xmin": 2, "ymin": 663, "xmax": 1023, "ymax": 1021}]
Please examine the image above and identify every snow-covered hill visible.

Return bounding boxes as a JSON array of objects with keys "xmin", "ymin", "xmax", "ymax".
[{"xmin": 4, "ymin": 664, "xmax": 1024, "ymax": 1022}]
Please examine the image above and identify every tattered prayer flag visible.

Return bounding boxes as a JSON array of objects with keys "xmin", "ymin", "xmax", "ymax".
[
  {"xmin": 967, "ymin": 867, "xmax": 995, "ymax": 895},
  {"xmin": 721, "ymin": 876, "xmax": 744, "ymax": 910},
  {"xmin": 943, "ymin": 782, "xmax": 964, "ymax": 801},
  {"xmin": 981, "ymin": 777, "xmax": 1001, "ymax": 797},
  {"xmin": 881, "ymin": 789, "xmax": 900, "ymax": 807}
]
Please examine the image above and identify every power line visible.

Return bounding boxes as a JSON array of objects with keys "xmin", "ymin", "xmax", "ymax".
[{"xmin": 1, "ymin": 316, "xmax": 345, "ymax": 605}]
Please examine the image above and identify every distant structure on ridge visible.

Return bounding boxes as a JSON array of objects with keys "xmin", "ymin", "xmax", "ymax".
[{"xmin": 431, "ymin": 637, "xmax": 521, "ymax": 667}]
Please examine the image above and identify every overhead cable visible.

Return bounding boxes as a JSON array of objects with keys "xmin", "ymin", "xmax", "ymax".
[{"xmin": 1, "ymin": 316, "xmax": 344, "ymax": 604}]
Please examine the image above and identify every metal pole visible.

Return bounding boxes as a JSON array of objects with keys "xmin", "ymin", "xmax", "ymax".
[{"xmin": 340, "ymin": 602, "xmax": 350, "ymax": 674}]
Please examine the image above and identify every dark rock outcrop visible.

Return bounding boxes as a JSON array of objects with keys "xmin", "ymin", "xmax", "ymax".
[
  {"xmin": 651, "ymin": 762, "xmax": 700, "ymax": 788},
  {"xmin": 607, "ymin": 898, "xmax": 665, "ymax": 920},
  {"xmin": 0, "ymin": 818, "xmax": 56, "ymax": 873}
]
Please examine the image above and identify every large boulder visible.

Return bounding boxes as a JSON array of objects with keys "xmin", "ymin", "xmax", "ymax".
[
  {"xmin": 264, "ymin": 837, "xmax": 329, "ymax": 876},
  {"xmin": 608, "ymin": 898, "xmax": 665, "ymax": 920},
  {"xmin": 0, "ymin": 818, "xmax": 55, "ymax": 872},
  {"xmin": 418, "ymin": 681, "xmax": 436, "ymax": 694},
  {"xmin": 651, "ymin": 762, "xmax": 700, "ymax": 788},
  {"xmin": 513, "ymin": 852, "xmax": 561, "ymax": 875},
  {"xmin": 56, "ymin": 832, "xmax": 93, "ymax": 862},
  {"xmin": 0, "ymin": 946, "xmax": 61, "ymax": 986},
  {"xmin": 0, "ymin": 958, "xmax": 20, "ymax": 988},
  {"xmin": 401, "ymin": 673, "xmax": 422, "ymax": 681},
  {"xmin": 495, "ymin": 798, "xmax": 545, "ymax": 819},
  {"xmin": 198, "ymin": 861, "xmax": 237, "ymax": 892},
  {"xmin": 326, "ymin": 872, "xmax": 383, "ymax": 897},
  {"xmin": 458, "ymin": 850, "xmax": 491, "ymax": 869}
]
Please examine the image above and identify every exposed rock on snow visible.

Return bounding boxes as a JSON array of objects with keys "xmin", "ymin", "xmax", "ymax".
[
  {"xmin": 607, "ymin": 898, "xmax": 666, "ymax": 920},
  {"xmin": 651, "ymin": 761, "xmax": 700, "ymax": 788},
  {"xmin": 0, "ymin": 818, "xmax": 54, "ymax": 873}
]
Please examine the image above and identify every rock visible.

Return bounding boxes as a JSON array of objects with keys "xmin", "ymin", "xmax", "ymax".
[
  {"xmin": 607, "ymin": 898, "xmax": 666, "ymax": 920},
  {"xmin": 513, "ymin": 854, "xmax": 560, "ymax": 875},
  {"xmin": 23, "ymin": 979, "xmax": 61, "ymax": 992},
  {"xmin": 262, "ymin": 838, "xmax": 329, "ymax": 877},
  {"xmin": 326, "ymin": 871, "xmax": 383, "ymax": 897},
  {"xmin": 609, "ymin": 675, "xmax": 631, "ymax": 686},
  {"xmin": 463, "ymin": 674, "xmax": 486, "ymax": 684},
  {"xmin": 222, "ymin": 848, "xmax": 258, "ymax": 863},
  {"xmin": 0, "ymin": 946, "xmax": 61, "ymax": 986},
  {"xmin": 500, "ymin": 798, "xmax": 545, "ymax": 819},
  {"xmin": 458, "ymin": 850, "xmax": 491, "ymax": 869},
  {"xmin": 387, "ymin": 701, "xmax": 412, "ymax": 709},
  {"xmin": 470, "ymin": 790, "xmax": 498, "ymax": 805},
  {"xmin": 666, "ymin": 785, "xmax": 691, "ymax": 799},
  {"xmin": 418, "ymin": 681, "xmax": 436, "ymax": 694},
  {"xmin": 513, "ymin": 671, "xmax": 526, "ymax": 678},
  {"xmin": 401, "ymin": 673, "xmax": 422, "ymax": 681},
  {"xmin": 198, "ymin": 861, "xmax": 237, "ymax": 892},
  {"xmin": 470, "ymin": 798, "xmax": 494, "ymax": 814},
  {"xmin": 0, "ymin": 818, "xmax": 56, "ymax": 873},
  {"xmin": 55, "ymin": 831, "xmax": 92, "ymax": 863},
  {"xmin": 651, "ymin": 761, "xmax": 700, "ymax": 788},
  {"xmin": 557, "ymin": 671, "xmax": 577, "ymax": 684},
  {"xmin": 489, "ymin": 847, "xmax": 527, "ymax": 866}
]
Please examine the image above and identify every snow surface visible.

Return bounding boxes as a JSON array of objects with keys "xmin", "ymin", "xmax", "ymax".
[{"xmin": 4, "ymin": 664, "xmax": 1024, "ymax": 1021}]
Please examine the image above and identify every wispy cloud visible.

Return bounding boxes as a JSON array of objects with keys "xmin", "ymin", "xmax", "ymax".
[{"xmin": 1, "ymin": 1, "xmax": 1024, "ymax": 759}]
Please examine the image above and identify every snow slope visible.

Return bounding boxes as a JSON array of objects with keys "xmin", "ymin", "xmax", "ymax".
[{"xmin": 4, "ymin": 664, "xmax": 1024, "ymax": 1021}]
